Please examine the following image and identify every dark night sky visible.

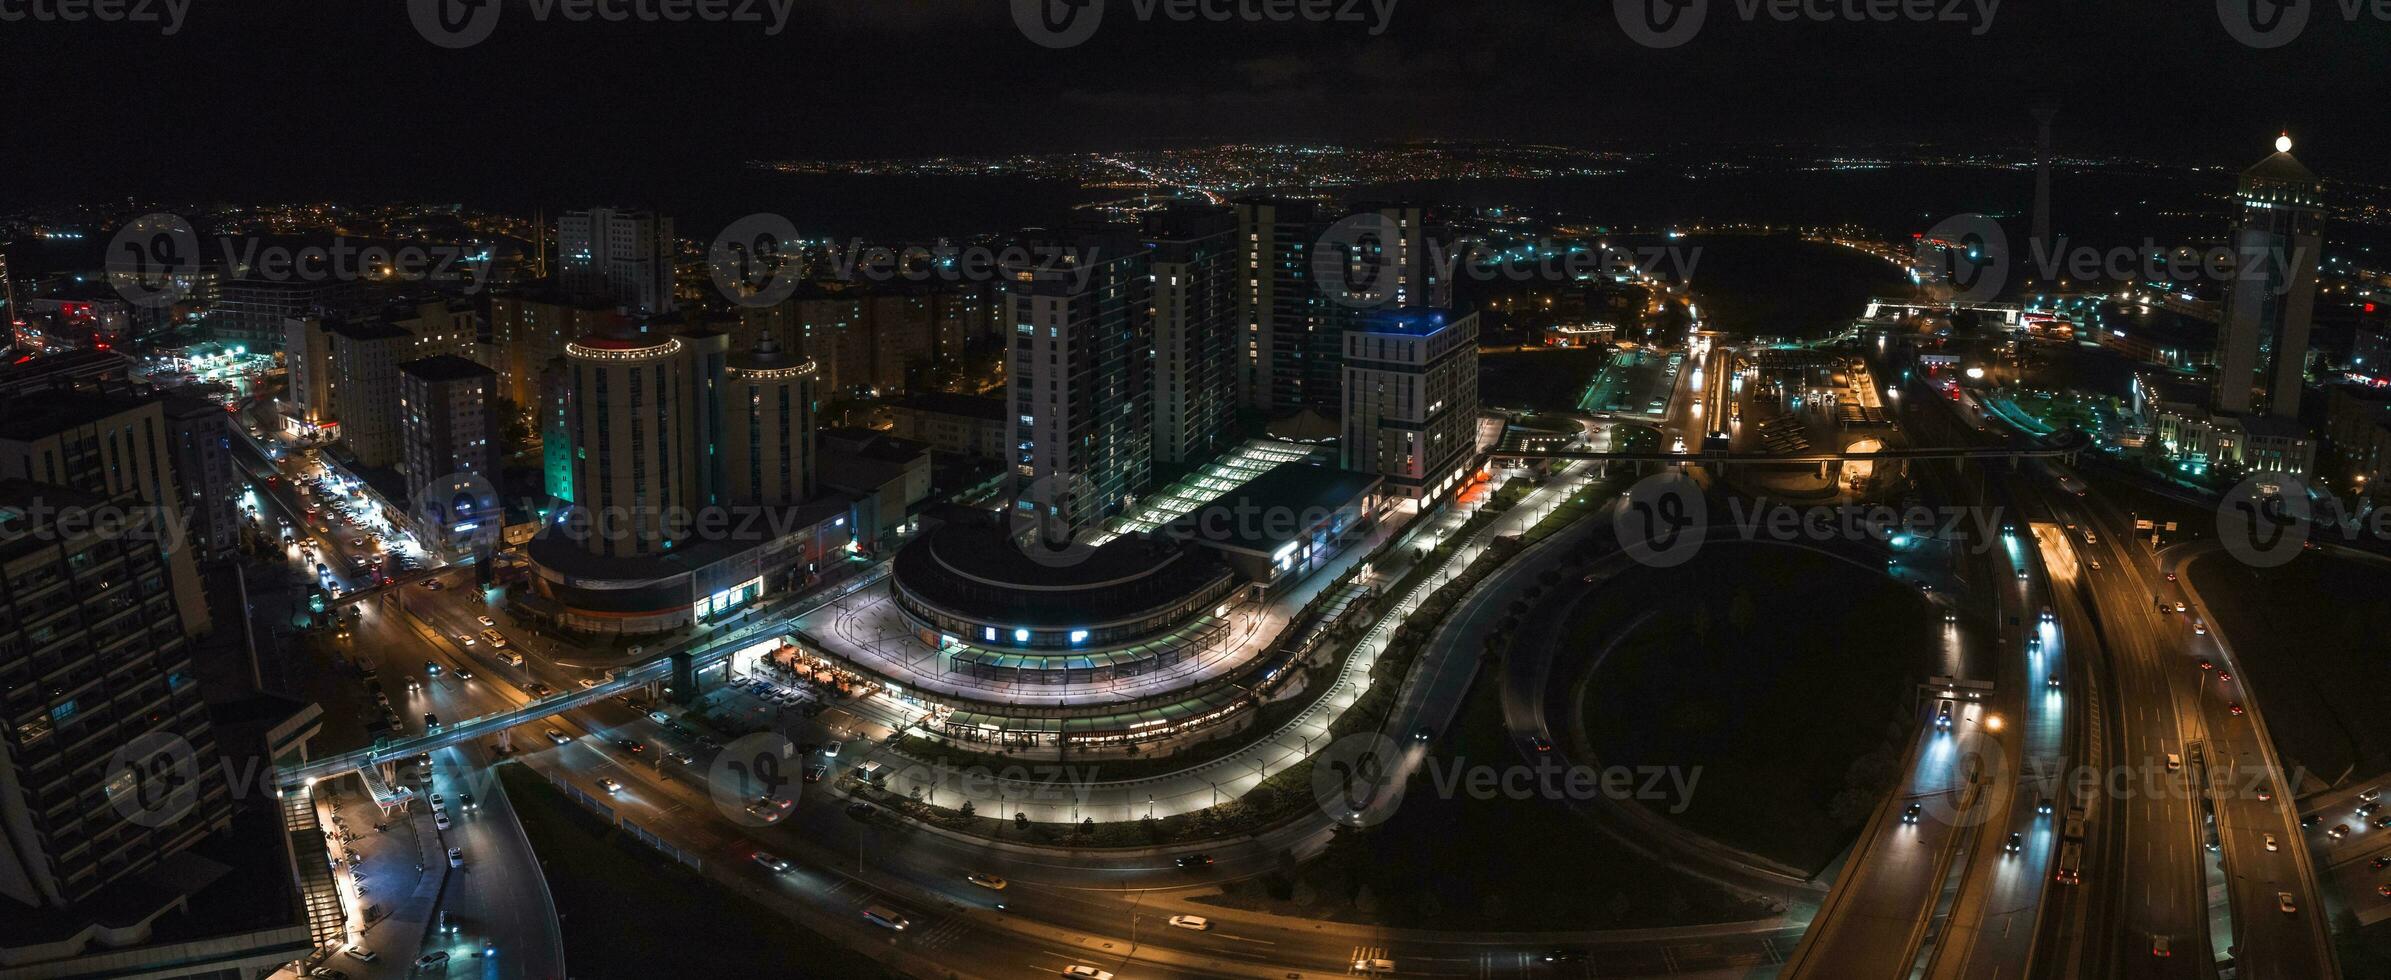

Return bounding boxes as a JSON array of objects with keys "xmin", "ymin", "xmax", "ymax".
[{"xmin": 2, "ymin": 1, "xmax": 2385, "ymax": 212}]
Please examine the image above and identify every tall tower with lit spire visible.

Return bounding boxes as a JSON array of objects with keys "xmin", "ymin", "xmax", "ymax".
[{"xmin": 2214, "ymin": 133, "xmax": 2322, "ymax": 419}]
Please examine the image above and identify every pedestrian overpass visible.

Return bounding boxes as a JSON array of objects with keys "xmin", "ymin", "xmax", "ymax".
[{"xmin": 275, "ymin": 567, "xmax": 888, "ymax": 785}]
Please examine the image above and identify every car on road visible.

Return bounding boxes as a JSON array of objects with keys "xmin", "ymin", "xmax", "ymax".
[
  {"xmin": 2193, "ymin": 621, "xmax": 2207, "ymax": 635},
  {"xmin": 2256, "ymin": 784, "xmax": 2272, "ymax": 801},
  {"xmin": 615, "ymin": 738, "xmax": 645, "ymax": 754},
  {"xmin": 341, "ymin": 945, "xmax": 378, "ymax": 963},
  {"xmin": 752, "ymin": 851, "xmax": 792, "ymax": 874},
  {"xmin": 2278, "ymin": 892, "xmax": 2298, "ymax": 914},
  {"xmin": 821, "ymin": 740, "xmax": 841, "ymax": 758},
  {"xmin": 747, "ymin": 797, "xmax": 793, "ymax": 823},
  {"xmin": 2265, "ymin": 834, "xmax": 2279, "ymax": 851},
  {"xmin": 459, "ymin": 792, "xmax": 476, "ymax": 811},
  {"xmin": 1166, "ymin": 914, "xmax": 1211, "ymax": 931},
  {"xmin": 423, "ymin": 713, "xmax": 439, "ymax": 731},
  {"xmin": 2198, "ymin": 659, "xmax": 2213, "ymax": 671},
  {"xmin": 862, "ymin": 905, "xmax": 909, "ymax": 931},
  {"xmin": 665, "ymin": 750, "xmax": 694, "ymax": 765},
  {"xmin": 2047, "ymin": 674, "xmax": 2061, "ymax": 690},
  {"xmin": 2004, "ymin": 832, "xmax": 2022, "ymax": 853},
  {"xmin": 413, "ymin": 951, "xmax": 448, "ymax": 972},
  {"xmin": 433, "ymin": 811, "xmax": 450, "ymax": 831},
  {"xmin": 1413, "ymin": 725, "xmax": 1433, "ymax": 742},
  {"xmin": 545, "ymin": 729, "xmax": 570, "ymax": 745},
  {"xmin": 309, "ymin": 968, "xmax": 348, "ymax": 980},
  {"xmin": 1902, "ymin": 803, "xmax": 1922, "ymax": 824},
  {"xmin": 2331, "ymin": 823, "xmax": 2351, "ymax": 840},
  {"xmin": 2166, "ymin": 753, "xmax": 2183, "ymax": 772},
  {"xmin": 804, "ymin": 764, "xmax": 828, "ymax": 782},
  {"xmin": 477, "ymin": 615, "xmax": 496, "ymax": 628},
  {"xmin": 1175, "ymin": 853, "xmax": 1215, "ymax": 869},
  {"xmin": 597, "ymin": 778, "xmax": 623, "ymax": 794},
  {"xmin": 423, "ymin": 660, "xmax": 442, "ymax": 675},
  {"xmin": 2228, "ymin": 702, "xmax": 2245, "ymax": 716},
  {"xmin": 420, "ymin": 579, "xmax": 443, "ymax": 590},
  {"xmin": 448, "ymin": 847, "xmax": 464, "ymax": 868},
  {"xmin": 2151, "ymin": 935, "xmax": 2171, "ymax": 958},
  {"xmin": 967, "ymin": 873, "xmax": 1007, "ymax": 890},
  {"xmin": 525, "ymin": 682, "xmax": 552, "ymax": 697},
  {"xmin": 1530, "ymin": 736, "xmax": 1554, "ymax": 752},
  {"xmin": 1061, "ymin": 967, "xmax": 1113, "ymax": 980},
  {"xmin": 2359, "ymin": 802, "xmax": 2380, "ymax": 818},
  {"xmin": 430, "ymin": 793, "xmax": 444, "ymax": 808},
  {"xmin": 457, "ymin": 634, "xmax": 476, "ymax": 647},
  {"xmin": 576, "ymin": 678, "xmax": 597, "ymax": 689},
  {"xmin": 2174, "ymin": 601, "xmax": 2187, "ymax": 613}
]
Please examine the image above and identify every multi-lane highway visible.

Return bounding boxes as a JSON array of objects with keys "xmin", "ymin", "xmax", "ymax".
[{"xmin": 1890, "ymin": 330, "xmax": 2337, "ymax": 978}]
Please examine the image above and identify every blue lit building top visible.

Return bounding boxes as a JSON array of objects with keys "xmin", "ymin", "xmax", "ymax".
[{"xmin": 1358, "ymin": 308, "xmax": 1456, "ymax": 337}]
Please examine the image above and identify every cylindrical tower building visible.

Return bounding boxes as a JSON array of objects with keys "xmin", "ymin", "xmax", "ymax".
[{"xmin": 722, "ymin": 334, "xmax": 818, "ymax": 506}]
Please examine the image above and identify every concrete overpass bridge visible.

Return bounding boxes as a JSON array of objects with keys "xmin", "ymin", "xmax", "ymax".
[
  {"xmin": 1494, "ymin": 431, "xmax": 2088, "ymax": 466},
  {"xmin": 276, "ymin": 567, "xmax": 888, "ymax": 786},
  {"xmin": 1864, "ymin": 297, "xmax": 2025, "ymax": 324}
]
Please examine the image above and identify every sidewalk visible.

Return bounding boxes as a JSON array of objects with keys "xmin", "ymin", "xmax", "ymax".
[{"xmin": 313, "ymin": 776, "xmax": 452, "ymax": 973}]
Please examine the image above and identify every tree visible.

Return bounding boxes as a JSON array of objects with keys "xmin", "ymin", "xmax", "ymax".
[
  {"xmin": 1015, "ymin": 812, "xmax": 1030, "ymax": 830},
  {"xmin": 1292, "ymin": 876, "xmax": 1320, "ymax": 908},
  {"xmin": 1079, "ymin": 816, "xmax": 1095, "ymax": 836},
  {"xmin": 959, "ymin": 800, "xmax": 975, "ymax": 820}
]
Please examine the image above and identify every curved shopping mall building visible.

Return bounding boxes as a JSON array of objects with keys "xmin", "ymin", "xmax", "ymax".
[{"xmin": 890, "ymin": 514, "xmax": 1247, "ymax": 684}]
